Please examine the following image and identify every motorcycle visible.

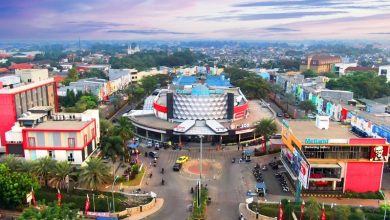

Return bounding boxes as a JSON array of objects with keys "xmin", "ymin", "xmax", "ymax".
[
  {"xmin": 161, "ymin": 168, "xmax": 165, "ymax": 174},
  {"xmin": 161, "ymin": 179, "xmax": 165, "ymax": 185}
]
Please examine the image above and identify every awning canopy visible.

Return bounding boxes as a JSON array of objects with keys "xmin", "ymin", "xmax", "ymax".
[
  {"xmin": 256, "ymin": 182, "xmax": 266, "ymax": 189},
  {"xmin": 128, "ymin": 142, "xmax": 139, "ymax": 149}
]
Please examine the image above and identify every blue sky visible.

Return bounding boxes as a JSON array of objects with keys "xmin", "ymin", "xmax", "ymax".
[{"xmin": 1, "ymin": 0, "xmax": 390, "ymax": 40}]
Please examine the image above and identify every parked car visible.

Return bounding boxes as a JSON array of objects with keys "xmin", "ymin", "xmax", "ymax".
[
  {"xmin": 307, "ymin": 113, "xmax": 316, "ymax": 119},
  {"xmin": 176, "ymin": 156, "xmax": 189, "ymax": 164},
  {"xmin": 149, "ymin": 151, "xmax": 159, "ymax": 158},
  {"xmin": 173, "ymin": 163, "xmax": 182, "ymax": 171},
  {"xmin": 277, "ymin": 112, "xmax": 283, "ymax": 117},
  {"xmin": 147, "ymin": 141, "xmax": 153, "ymax": 148}
]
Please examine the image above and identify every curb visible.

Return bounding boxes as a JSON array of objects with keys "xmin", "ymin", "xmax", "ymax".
[{"xmin": 124, "ymin": 198, "xmax": 164, "ymax": 220}]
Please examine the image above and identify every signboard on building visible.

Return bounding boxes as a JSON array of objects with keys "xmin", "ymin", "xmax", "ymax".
[
  {"xmin": 370, "ymin": 145, "xmax": 389, "ymax": 162},
  {"xmin": 281, "ymin": 146, "xmax": 310, "ymax": 189},
  {"xmin": 293, "ymin": 147, "xmax": 310, "ymax": 189}
]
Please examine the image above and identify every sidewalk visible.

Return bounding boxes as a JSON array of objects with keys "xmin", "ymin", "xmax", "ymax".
[{"xmin": 123, "ymin": 198, "xmax": 164, "ymax": 220}]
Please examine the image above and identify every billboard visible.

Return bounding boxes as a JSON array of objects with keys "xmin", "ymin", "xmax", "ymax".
[
  {"xmin": 281, "ymin": 146, "xmax": 310, "ymax": 189},
  {"xmin": 370, "ymin": 145, "xmax": 389, "ymax": 162}
]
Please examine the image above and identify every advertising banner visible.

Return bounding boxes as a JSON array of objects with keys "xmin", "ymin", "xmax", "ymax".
[
  {"xmin": 370, "ymin": 145, "xmax": 389, "ymax": 162},
  {"xmin": 281, "ymin": 146, "xmax": 310, "ymax": 189}
]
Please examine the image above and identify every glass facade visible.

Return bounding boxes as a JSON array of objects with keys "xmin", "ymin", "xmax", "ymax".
[{"xmin": 302, "ymin": 145, "xmax": 370, "ymax": 160}]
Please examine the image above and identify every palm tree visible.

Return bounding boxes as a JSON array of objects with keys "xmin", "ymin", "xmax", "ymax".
[
  {"xmin": 101, "ymin": 135, "xmax": 124, "ymax": 175},
  {"xmin": 0, "ymin": 154, "xmax": 22, "ymax": 171},
  {"xmin": 113, "ymin": 117, "xmax": 134, "ymax": 141},
  {"xmin": 78, "ymin": 158, "xmax": 111, "ymax": 190},
  {"xmin": 33, "ymin": 157, "xmax": 56, "ymax": 187},
  {"xmin": 113, "ymin": 117, "xmax": 134, "ymax": 162},
  {"xmin": 298, "ymin": 100, "xmax": 317, "ymax": 115},
  {"xmin": 282, "ymin": 93, "xmax": 296, "ymax": 114},
  {"xmin": 49, "ymin": 161, "xmax": 75, "ymax": 192},
  {"xmin": 254, "ymin": 118, "xmax": 278, "ymax": 152}
]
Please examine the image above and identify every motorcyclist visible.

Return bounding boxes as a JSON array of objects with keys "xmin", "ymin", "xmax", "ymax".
[{"xmin": 161, "ymin": 168, "xmax": 164, "ymax": 174}]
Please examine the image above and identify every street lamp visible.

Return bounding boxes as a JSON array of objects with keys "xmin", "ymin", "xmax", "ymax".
[
  {"xmin": 198, "ymin": 135, "xmax": 204, "ymax": 209},
  {"xmin": 112, "ymin": 175, "xmax": 119, "ymax": 213}
]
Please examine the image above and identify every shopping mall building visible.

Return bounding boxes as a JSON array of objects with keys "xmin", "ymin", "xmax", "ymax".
[
  {"xmin": 281, "ymin": 115, "xmax": 389, "ymax": 194},
  {"xmin": 124, "ymin": 71, "xmax": 270, "ymax": 146}
]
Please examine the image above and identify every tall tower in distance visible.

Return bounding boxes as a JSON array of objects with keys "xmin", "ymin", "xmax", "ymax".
[{"xmin": 127, "ymin": 43, "xmax": 140, "ymax": 55}]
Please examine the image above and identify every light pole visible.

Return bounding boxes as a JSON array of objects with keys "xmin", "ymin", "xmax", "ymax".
[
  {"xmin": 198, "ymin": 135, "xmax": 204, "ymax": 210},
  {"xmin": 112, "ymin": 175, "xmax": 119, "ymax": 213}
]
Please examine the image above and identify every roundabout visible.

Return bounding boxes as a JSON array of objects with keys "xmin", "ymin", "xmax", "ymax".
[{"xmin": 181, "ymin": 159, "xmax": 223, "ymax": 180}]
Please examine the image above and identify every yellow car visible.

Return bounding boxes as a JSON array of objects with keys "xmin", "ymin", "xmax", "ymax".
[{"xmin": 176, "ymin": 156, "xmax": 189, "ymax": 164}]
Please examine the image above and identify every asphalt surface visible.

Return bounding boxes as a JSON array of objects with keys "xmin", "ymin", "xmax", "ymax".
[{"xmin": 131, "ymin": 144, "xmax": 289, "ymax": 220}]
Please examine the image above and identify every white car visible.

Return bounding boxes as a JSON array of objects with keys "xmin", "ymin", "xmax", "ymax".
[
  {"xmin": 307, "ymin": 114, "xmax": 316, "ymax": 119},
  {"xmin": 147, "ymin": 141, "xmax": 153, "ymax": 148}
]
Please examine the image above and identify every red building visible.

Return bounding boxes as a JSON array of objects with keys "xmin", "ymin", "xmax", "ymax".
[
  {"xmin": 281, "ymin": 118, "xmax": 389, "ymax": 194},
  {"xmin": 0, "ymin": 78, "xmax": 58, "ymax": 149}
]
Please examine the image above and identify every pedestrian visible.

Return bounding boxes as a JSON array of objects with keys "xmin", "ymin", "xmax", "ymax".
[{"xmin": 237, "ymin": 145, "xmax": 240, "ymax": 151}]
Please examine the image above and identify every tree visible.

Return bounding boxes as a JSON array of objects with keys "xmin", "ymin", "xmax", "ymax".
[
  {"xmin": 78, "ymin": 158, "xmax": 111, "ymax": 190},
  {"xmin": 236, "ymin": 76, "xmax": 270, "ymax": 99},
  {"xmin": 100, "ymin": 136, "xmax": 124, "ymax": 175},
  {"xmin": 0, "ymin": 164, "xmax": 40, "ymax": 209},
  {"xmin": 100, "ymin": 119, "xmax": 114, "ymax": 136},
  {"xmin": 254, "ymin": 118, "xmax": 277, "ymax": 152},
  {"xmin": 299, "ymin": 100, "xmax": 317, "ymax": 115},
  {"xmin": 306, "ymin": 198, "xmax": 321, "ymax": 220},
  {"xmin": 19, "ymin": 202, "xmax": 79, "ymax": 220},
  {"xmin": 110, "ymin": 95, "xmax": 121, "ymax": 110},
  {"xmin": 282, "ymin": 93, "xmax": 296, "ymax": 113},
  {"xmin": 334, "ymin": 205, "xmax": 351, "ymax": 220},
  {"xmin": 48, "ymin": 161, "xmax": 75, "ymax": 192},
  {"xmin": 0, "ymin": 154, "xmax": 22, "ymax": 171},
  {"xmin": 303, "ymin": 69, "xmax": 317, "ymax": 78},
  {"xmin": 139, "ymin": 75, "xmax": 159, "ymax": 94},
  {"xmin": 33, "ymin": 157, "xmax": 56, "ymax": 187},
  {"xmin": 113, "ymin": 117, "xmax": 134, "ymax": 142},
  {"xmin": 349, "ymin": 208, "xmax": 366, "ymax": 220},
  {"xmin": 67, "ymin": 67, "xmax": 79, "ymax": 81}
]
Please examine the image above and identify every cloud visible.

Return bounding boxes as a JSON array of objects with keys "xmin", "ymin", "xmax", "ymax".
[
  {"xmin": 107, "ymin": 28, "xmax": 194, "ymax": 35},
  {"xmin": 212, "ymin": 11, "xmax": 346, "ymax": 21},
  {"xmin": 264, "ymin": 27, "xmax": 299, "ymax": 32},
  {"xmin": 369, "ymin": 32, "xmax": 390, "ymax": 35},
  {"xmin": 233, "ymin": 0, "xmax": 342, "ymax": 8}
]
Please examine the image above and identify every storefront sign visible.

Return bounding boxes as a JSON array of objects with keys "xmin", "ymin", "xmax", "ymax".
[
  {"xmin": 370, "ymin": 145, "xmax": 389, "ymax": 162},
  {"xmin": 304, "ymin": 146, "xmax": 330, "ymax": 150},
  {"xmin": 304, "ymin": 139, "xmax": 329, "ymax": 144}
]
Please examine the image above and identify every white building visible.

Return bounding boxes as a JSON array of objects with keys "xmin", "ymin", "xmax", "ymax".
[
  {"xmin": 334, "ymin": 63, "xmax": 357, "ymax": 76},
  {"xmin": 108, "ymin": 68, "xmax": 137, "ymax": 91},
  {"xmin": 15, "ymin": 69, "xmax": 49, "ymax": 83},
  {"xmin": 379, "ymin": 65, "xmax": 390, "ymax": 82}
]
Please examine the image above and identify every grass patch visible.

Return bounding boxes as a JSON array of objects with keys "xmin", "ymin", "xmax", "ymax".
[
  {"xmin": 189, "ymin": 187, "xmax": 208, "ymax": 220},
  {"xmin": 121, "ymin": 166, "xmax": 145, "ymax": 186}
]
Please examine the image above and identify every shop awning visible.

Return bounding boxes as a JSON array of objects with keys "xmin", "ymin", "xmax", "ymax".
[{"xmin": 128, "ymin": 142, "xmax": 139, "ymax": 149}]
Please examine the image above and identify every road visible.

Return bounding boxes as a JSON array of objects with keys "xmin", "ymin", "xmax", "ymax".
[{"xmin": 123, "ymin": 145, "xmax": 289, "ymax": 220}]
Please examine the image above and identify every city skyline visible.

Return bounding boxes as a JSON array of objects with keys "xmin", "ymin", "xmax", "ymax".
[{"xmin": 1, "ymin": 0, "xmax": 390, "ymax": 41}]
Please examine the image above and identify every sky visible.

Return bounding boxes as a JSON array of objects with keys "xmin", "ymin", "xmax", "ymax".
[{"xmin": 1, "ymin": 0, "xmax": 390, "ymax": 41}]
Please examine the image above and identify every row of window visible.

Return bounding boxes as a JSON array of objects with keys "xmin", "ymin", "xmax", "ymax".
[
  {"xmin": 27, "ymin": 128, "xmax": 95, "ymax": 148},
  {"xmin": 302, "ymin": 146, "xmax": 371, "ymax": 160},
  {"xmin": 32, "ymin": 150, "xmax": 75, "ymax": 162}
]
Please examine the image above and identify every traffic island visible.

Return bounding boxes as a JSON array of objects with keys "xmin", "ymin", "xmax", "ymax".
[
  {"xmin": 188, "ymin": 186, "xmax": 209, "ymax": 220},
  {"xmin": 182, "ymin": 159, "xmax": 222, "ymax": 180}
]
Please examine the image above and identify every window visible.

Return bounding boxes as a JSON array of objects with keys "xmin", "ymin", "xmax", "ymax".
[
  {"xmin": 67, "ymin": 151, "xmax": 75, "ymax": 162},
  {"xmin": 68, "ymin": 138, "xmax": 75, "ymax": 148},
  {"xmin": 84, "ymin": 134, "xmax": 87, "ymax": 146},
  {"xmin": 28, "ymin": 137, "xmax": 36, "ymax": 147},
  {"xmin": 48, "ymin": 150, "xmax": 55, "ymax": 159}
]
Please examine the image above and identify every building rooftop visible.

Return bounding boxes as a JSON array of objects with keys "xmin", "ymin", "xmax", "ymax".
[
  {"xmin": 33, "ymin": 120, "xmax": 89, "ymax": 130},
  {"xmin": 0, "ymin": 78, "xmax": 55, "ymax": 94},
  {"xmin": 287, "ymin": 120, "xmax": 357, "ymax": 142}
]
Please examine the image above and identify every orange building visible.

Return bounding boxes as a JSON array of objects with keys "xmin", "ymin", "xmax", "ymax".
[{"xmin": 300, "ymin": 54, "xmax": 342, "ymax": 74}]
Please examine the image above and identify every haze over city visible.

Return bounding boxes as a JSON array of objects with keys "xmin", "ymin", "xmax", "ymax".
[{"xmin": 2, "ymin": 0, "xmax": 390, "ymax": 40}]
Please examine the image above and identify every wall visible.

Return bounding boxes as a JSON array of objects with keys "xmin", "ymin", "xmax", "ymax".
[
  {"xmin": 0, "ymin": 94, "xmax": 16, "ymax": 147},
  {"xmin": 344, "ymin": 162, "xmax": 383, "ymax": 192}
]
